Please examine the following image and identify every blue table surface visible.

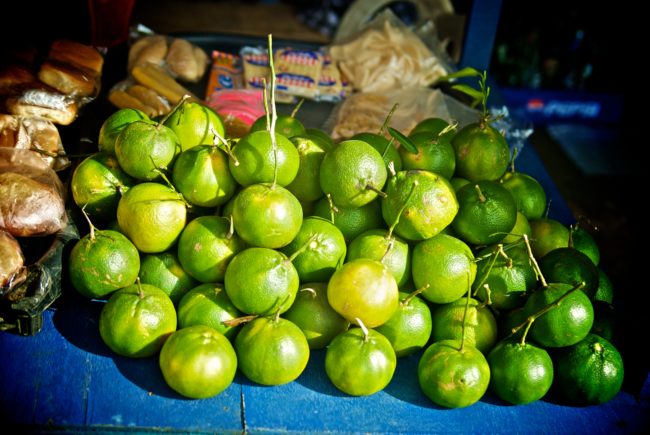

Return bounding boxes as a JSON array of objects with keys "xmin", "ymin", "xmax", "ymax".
[{"xmin": 2, "ymin": 142, "xmax": 649, "ymax": 434}]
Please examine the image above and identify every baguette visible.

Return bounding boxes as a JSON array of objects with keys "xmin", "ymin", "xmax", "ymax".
[{"xmin": 131, "ymin": 63, "xmax": 195, "ymax": 104}]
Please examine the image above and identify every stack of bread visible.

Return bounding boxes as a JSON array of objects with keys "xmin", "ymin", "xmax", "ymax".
[
  {"xmin": 1, "ymin": 39, "xmax": 102, "ymax": 294},
  {"xmin": 108, "ymin": 34, "xmax": 209, "ymax": 117}
]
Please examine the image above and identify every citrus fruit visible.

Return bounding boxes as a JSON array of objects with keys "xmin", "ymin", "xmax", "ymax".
[
  {"xmin": 116, "ymin": 182, "xmax": 187, "ymax": 253},
  {"xmin": 529, "ymin": 217, "xmax": 569, "ymax": 259},
  {"xmin": 501, "ymin": 211, "xmax": 532, "ymax": 244},
  {"xmin": 352, "ymin": 132, "xmax": 403, "ymax": 172},
  {"xmin": 411, "ymin": 234, "xmax": 476, "ymax": 304},
  {"xmin": 98, "ymin": 107, "xmax": 151, "ymax": 155},
  {"xmin": 319, "ymin": 139, "xmax": 387, "ymax": 208},
  {"xmin": 305, "ymin": 127, "xmax": 335, "ymax": 148},
  {"xmin": 280, "ymin": 216, "xmax": 347, "ymax": 282},
  {"xmin": 473, "ymin": 243, "xmax": 537, "ymax": 310},
  {"xmin": 99, "ymin": 283, "xmax": 177, "ymax": 357},
  {"xmin": 552, "ymin": 333, "xmax": 624, "ymax": 405},
  {"xmin": 229, "ymin": 130, "xmax": 299, "ymax": 187},
  {"xmin": 590, "ymin": 300, "xmax": 617, "ymax": 342},
  {"xmin": 381, "ymin": 170, "xmax": 458, "ymax": 241},
  {"xmin": 163, "ymin": 100, "xmax": 226, "ymax": 152},
  {"xmin": 70, "ymin": 152, "xmax": 135, "ymax": 220},
  {"xmin": 69, "ymin": 229, "xmax": 140, "ymax": 299},
  {"xmin": 234, "ymin": 316, "xmax": 310, "ymax": 385},
  {"xmin": 177, "ymin": 215, "xmax": 245, "ymax": 283},
  {"xmin": 375, "ymin": 290, "xmax": 432, "ymax": 357},
  {"xmin": 399, "ymin": 131, "xmax": 455, "ymax": 180},
  {"xmin": 418, "ymin": 339, "xmax": 490, "ymax": 408},
  {"xmin": 570, "ymin": 225, "xmax": 600, "ymax": 266},
  {"xmin": 452, "ymin": 180, "xmax": 517, "ymax": 246},
  {"xmin": 282, "ymin": 283, "xmax": 350, "ymax": 349},
  {"xmin": 524, "ymin": 282, "xmax": 594, "ymax": 348},
  {"xmin": 452, "ymin": 122, "xmax": 510, "ymax": 182},
  {"xmin": 409, "ymin": 117, "xmax": 449, "ymax": 136},
  {"xmin": 594, "ymin": 268, "xmax": 614, "ymax": 304},
  {"xmin": 250, "ymin": 113, "xmax": 306, "ymax": 138},
  {"xmin": 430, "ymin": 297, "xmax": 498, "ymax": 354},
  {"xmin": 500, "ymin": 171, "xmax": 547, "ymax": 220},
  {"xmin": 285, "ymin": 134, "xmax": 330, "ymax": 202},
  {"xmin": 346, "ymin": 229, "xmax": 411, "ymax": 287},
  {"xmin": 539, "ymin": 247, "xmax": 599, "ymax": 298},
  {"xmin": 487, "ymin": 338, "xmax": 554, "ymax": 405},
  {"xmin": 325, "ymin": 326, "xmax": 397, "ymax": 396},
  {"xmin": 171, "ymin": 144, "xmax": 236, "ymax": 208},
  {"xmin": 450, "ymin": 176, "xmax": 470, "ymax": 192},
  {"xmin": 177, "ymin": 283, "xmax": 242, "ymax": 339},
  {"xmin": 224, "ymin": 247, "xmax": 299, "ymax": 315},
  {"xmin": 231, "ymin": 183, "xmax": 302, "ymax": 248},
  {"xmin": 327, "ymin": 258, "xmax": 399, "ymax": 328},
  {"xmin": 312, "ymin": 196, "xmax": 385, "ymax": 242},
  {"xmin": 138, "ymin": 251, "xmax": 197, "ymax": 304},
  {"xmin": 159, "ymin": 325, "xmax": 237, "ymax": 399},
  {"xmin": 499, "ymin": 306, "xmax": 527, "ymax": 340},
  {"xmin": 114, "ymin": 120, "xmax": 180, "ymax": 181}
]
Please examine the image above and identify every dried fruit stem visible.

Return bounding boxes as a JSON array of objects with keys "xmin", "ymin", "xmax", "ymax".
[
  {"xmin": 523, "ymin": 234, "xmax": 547, "ymax": 287},
  {"xmin": 223, "ymin": 315, "xmax": 258, "ymax": 327}
]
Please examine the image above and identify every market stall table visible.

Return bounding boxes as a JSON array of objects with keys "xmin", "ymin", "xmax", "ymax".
[{"xmin": 2, "ymin": 33, "xmax": 649, "ymax": 434}]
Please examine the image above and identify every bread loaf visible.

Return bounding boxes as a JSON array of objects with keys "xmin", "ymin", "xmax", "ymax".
[
  {"xmin": 0, "ymin": 229, "xmax": 24, "ymax": 289},
  {"xmin": 38, "ymin": 60, "xmax": 99, "ymax": 98},
  {"xmin": 48, "ymin": 39, "xmax": 104, "ymax": 76},
  {"xmin": 0, "ymin": 171, "xmax": 67, "ymax": 237},
  {"xmin": 128, "ymin": 35, "xmax": 168, "ymax": 71},
  {"xmin": 166, "ymin": 38, "xmax": 208, "ymax": 82}
]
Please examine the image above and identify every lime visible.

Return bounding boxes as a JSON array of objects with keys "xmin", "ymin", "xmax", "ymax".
[
  {"xmin": 283, "ymin": 283, "xmax": 350, "ymax": 349},
  {"xmin": 409, "ymin": 117, "xmax": 449, "ymax": 136},
  {"xmin": 163, "ymin": 100, "xmax": 226, "ymax": 152},
  {"xmin": 250, "ymin": 113, "xmax": 306, "ymax": 138},
  {"xmin": 570, "ymin": 225, "xmax": 600, "ymax": 266},
  {"xmin": 529, "ymin": 218, "xmax": 569, "ymax": 259},
  {"xmin": 452, "ymin": 122, "xmax": 510, "ymax": 182},
  {"xmin": 98, "ymin": 108, "xmax": 151, "ymax": 155},
  {"xmin": 501, "ymin": 211, "xmax": 532, "ymax": 244},
  {"xmin": 346, "ymin": 229, "xmax": 411, "ymax": 287},
  {"xmin": 399, "ymin": 131, "xmax": 455, "ymax": 180},
  {"xmin": 430, "ymin": 297, "xmax": 498, "ymax": 354},
  {"xmin": 594, "ymin": 268, "xmax": 614, "ymax": 304},
  {"xmin": 177, "ymin": 283, "xmax": 242, "ymax": 339},
  {"xmin": 352, "ymin": 132, "xmax": 403, "ymax": 172},
  {"xmin": 500, "ymin": 171, "xmax": 547, "ymax": 220},
  {"xmin": 99, "ymin": 283, "xmax": 177, "ymax": 357},
  {"xmin": 235, "ymin": 317, "xmax": 309, "ymax": 385},
  {"xmin": 375, "ymin": 290, "xmax": 432, "ymax": 357},
  {"xmin": 539, "ymin": 247, "xmax": 599, "ymax": 298},
  {"xmin": 138, "ymin": 251, "xmax": 197, "ymax": 304},
  {"xmin": 285, "ymin": 134, "xmax": 330, "ymax": 202},
  {"xmin": 313, "ymin": 196, "xmax": 385, "ymax": 242}
]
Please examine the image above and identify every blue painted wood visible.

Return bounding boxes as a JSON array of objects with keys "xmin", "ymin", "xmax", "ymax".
[{"xmin": 459, "ymin": 0, "xmax": 504, "ymax": 72}]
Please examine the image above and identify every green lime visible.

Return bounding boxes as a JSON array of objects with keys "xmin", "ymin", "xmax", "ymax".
[
  {"xmin": 163, "ymin": 100, "xmax": 226, "ymax": 152},
  {"xmin": 138, "ymin": 251, "xmax": 197, "ymax": 304},
  {"xmin": 452, "ymin": 122, "xmax": 510, "ymax": 182},
  {"xmin": 177, "ymin": 283, "xmax": 242, "ymax": 339},
  {"xmin": 98, "ymin": 108, "xmax": 151, "ymax": 155}
]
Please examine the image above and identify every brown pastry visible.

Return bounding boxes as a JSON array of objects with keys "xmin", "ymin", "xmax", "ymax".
[
  {"xmin": 6, "ymin": 88, "xmax": 79, "ymax": 125},
  {"xmin": 166, "ymin": 38, "xmax": 208, "ymax": 82},
  {"xmin": 48, "ymin": 39, "xmax": 104, "ymax": 76},
  {"xmin": 38, "ymin": 60, "xmax": 99, "ymax": 98},
  {"xmin": 0, "ymin": 229, "xmax": 24, "ymax": 289},
  {"xmin": 0, "ymin": 171, "xmax": 67, "ymax": 237},
  {"xmin": 128, "ymin": 35, "xmax": 168, "ymax": 71}
]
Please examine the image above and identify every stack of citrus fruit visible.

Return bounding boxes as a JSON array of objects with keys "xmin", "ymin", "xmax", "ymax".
[{"xmin": 66, "ymin": 66, "xmax": 623, "ymax": 408}]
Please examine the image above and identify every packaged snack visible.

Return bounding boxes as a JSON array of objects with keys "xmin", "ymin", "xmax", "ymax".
[
  {"xmin": 241, "ymin": 46, "xmax": 294, "ymax": 103},
  {"xmin": 206, "ymin": 89, "xmax": 265, "ymax": 138},
  {"xmin": 205, "ymin": 50, "xmax": 243, "ymax": 97},
  {"xmin": 274, "ymin": 48, "xmax": 323, "ymax": 100}
]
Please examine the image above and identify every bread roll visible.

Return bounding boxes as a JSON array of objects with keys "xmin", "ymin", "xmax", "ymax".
[
  {"xmin": 108, "ymin": 88, "xmax": 158, "ymax": 117},
  {"xmin": 0, "ymin": 63, "xmax": 37, "ymax": 95},
  {"xmin": 126, "ymin": 84, "xmax": 170, "ymax": 116},
  {"xmin": 0, "ymin": 229, "xmax": 24, "ymax": 289},
  {"xmin": 6, "ymin": 88, "xmax": 79, "ymax": 125},
  {"xmin": 128, "ymin": 35, "xmax": 168, "ymax": 71},
  {"xmin": 0, "ymin": 171, "xmax": 67, "ymax": 237},
  {"xmin": 166, "ymin": 38, "xmax": 208, "ymax": 82},
  {"xmin": 48, "ymin": 39, "xmax": 104, "ymax": 76},
  {"xmin": 0, "ymin": 114, "xmax": 67, "ymax": 170},
  {"xmin": 38, "ymin": 60, "xmax": 99, "ymax": 98}
]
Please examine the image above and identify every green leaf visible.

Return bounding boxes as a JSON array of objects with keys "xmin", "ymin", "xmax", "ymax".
[
  {"xmin": 438, "ymin": 67, "xmax": 482, "ymax": 82},
  {"xmin": 451, "ymin": 84, "xmax": 483, "ymax": 104},
  {"xmin": 387, "ymin": 127, "xmax": 418, "ymax": 154}
]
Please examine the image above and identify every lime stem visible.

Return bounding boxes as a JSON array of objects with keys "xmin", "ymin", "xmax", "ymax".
[
  {"xmin": 509, "ymin": 147, "xmax": 519, "ymax": 173},
  {"xmin": 136, "ymin": 277, "xmax": 145, "ymax": 299},
  {"xmin": 438, "ymin": 122, "xmax": 458, "ymax": 137},
  {"xmin": 287, "ymin": 234, "xmax": 318, "ymax": 263},
  {"xmin": 365, "ymin": 184, "xmax": 387, "ymax": 198},
  {"xmin": 291, "ymin": 98, "xmax": 304, "ymax": 118},
  {"xmin": 511, "ymin": 281, "xmax": 585, "ymax": 345},
  {"xmin": 155, "ymin": 169, "xmax": 192, "ymax": 209},
  {"xmin": 460, "ymin": 286, "xmax": 471, "ymax": 352},
  {"xmin": 262, "ymin": 77, "xmax": 270, "ymax": 131},
  {"xmin": 379, "ymin": 239, "xmax": 394, "ymax": 264},
  {"xmin": 474, "ymin": 184, "xmax": 486, "ymax": 203},
  {"xmin": 299, "ymin": 287, "xmax": 317, "ymax": 297},
  {"xmin": 401, "ymin": 284, "xmax": 429, "ymax": 306},
  {"xmin": 379, "ymin": 103, "xmax": 399, "ymax": 135},
  {"xmin": 381, "ymin": 137, "xmax": 396, "ymax": 158},
  {"xmin": 325, "ymin": 193, "xmax": 338, "ymax": 224},
  {"xmin": 387, "ymin": 161, "xmax": 396, "ymax": 177},
  {"xmin": 477, "ymin": 284, "xmax": 492, "ymax": 309},
  {"xmin": 523, "ymin": 234, "xmax": 547, "ymax": 287},
  {"xmin": 387, "ymin": 180, "xmax": 418, "ymax": 239},
  {"xmin": 356, "ymin": 317, "xmax": 370, "ymax": 343},
  {"xmin": 268, "ymin": 34, "xmax": 279, "ymax": 189},
  {"xmin": 472, "ymin": 243, "xmax": 503, "ymax": 292},
  {"xmin": 223, "ymin": 314, "xmax": 258, "ymax": 327},
  {"xmin": 80, "ymin": 205, "xmax": 96, "ymax": 241},
  {"xmin": 157, "ymin": 94, "xmax": 190, "ymax": 130},
  {"xmin": 226, "ymin": 215, "xmax": 234, "ymax": 240}
]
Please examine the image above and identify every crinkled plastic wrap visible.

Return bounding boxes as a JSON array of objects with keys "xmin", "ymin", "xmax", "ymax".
[
  {"xmin": 328, "ymin": 9, "xmax": 450, "ymax": 94},
  {"xmin": 325, "ymin": 88, "xmax": 479, "ymax": 140},
  {"xmin": 0, "ymin": 148, "xmax": 67, "ymax": 238},
  {"xmin": 0, "ymin": 229, "xmax": 25, "ymax": 289},
  {"xmin": 0, "ymin": 114, "xmax": 69, "ymax": 170}
]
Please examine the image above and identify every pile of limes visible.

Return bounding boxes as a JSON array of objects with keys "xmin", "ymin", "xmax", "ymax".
[{"xmin": 68, "ymin": 96, "xmax": 623, "ymax": 408}]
